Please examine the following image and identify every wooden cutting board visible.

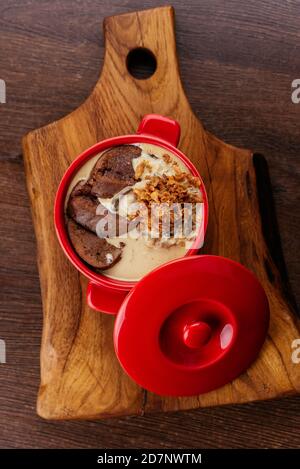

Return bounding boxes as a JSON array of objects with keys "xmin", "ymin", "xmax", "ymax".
[{"xmin": 22, "ymin": 5, "xmax": 300, "ymax": 420}]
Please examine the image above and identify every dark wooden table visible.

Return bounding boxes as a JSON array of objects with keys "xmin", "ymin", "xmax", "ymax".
[{"xmin": 0, "ymin": 0, "xmax": 299, "ymax": 449}]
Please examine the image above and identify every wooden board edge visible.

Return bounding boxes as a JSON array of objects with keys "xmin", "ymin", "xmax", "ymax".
[{"xmin": 253, "ymin": 152, "xmax": 299, "ymax": 317}]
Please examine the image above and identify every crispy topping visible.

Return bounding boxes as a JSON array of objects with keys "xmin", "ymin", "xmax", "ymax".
[
  {"xmin": 133, "ymin": 173, "xmax": 202, "ymax": 206},
  {"xmin": 134, "ymin": 161, "xmax": 152, "ymax": 180},
  {"xmin": 132, "ymin": 171, "xmax": 203, "ymax": 240}
]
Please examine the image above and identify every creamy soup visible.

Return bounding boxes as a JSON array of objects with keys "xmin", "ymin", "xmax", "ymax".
[{"xmin": 66, "ymin": 143, "xmax": 204, "ymax": 281}]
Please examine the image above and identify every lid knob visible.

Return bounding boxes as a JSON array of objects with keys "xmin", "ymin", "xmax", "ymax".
[{"xmin": 183, "ymin": 321, "xmax": 212, "ymax": 349}]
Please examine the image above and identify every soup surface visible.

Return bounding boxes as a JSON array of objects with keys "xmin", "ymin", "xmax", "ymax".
[{"xmin": 66, "ymin": 143, "xmax": 204, "ymax": 281}]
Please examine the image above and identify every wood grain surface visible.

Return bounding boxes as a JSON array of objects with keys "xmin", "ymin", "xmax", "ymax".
[{"xmin": 1, "ymin": 0, "xmax": 300, "ymax": 448}]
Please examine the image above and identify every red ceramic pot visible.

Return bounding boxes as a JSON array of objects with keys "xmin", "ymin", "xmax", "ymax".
[
  {"xmin": 54, "ymin": 114, "xmax": 209, "ymax": 315},
  {"xmin": 54, "ymin": 114, "xmax": 269, "ymax": 396}
]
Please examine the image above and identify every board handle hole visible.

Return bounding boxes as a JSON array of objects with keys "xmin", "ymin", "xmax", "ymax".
[{"xmin": 126, "ymin": 48, "xmax": 157, "ymax": 79}]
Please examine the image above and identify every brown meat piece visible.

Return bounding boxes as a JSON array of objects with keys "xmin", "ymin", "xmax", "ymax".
[
  {"xmin": 67, "ymin": 181, "xmax": 130, "ymax": 237},
  {"xmin": 67, "ymin": 181, "xmax": 101, "ymax": 233},
  {"xmin": 69, "ymin": 179, "xmax": 92, "ymax": 197},
  {"xmin": 89, "ymin": 145, "xmax": 141, "ymax": 198},
  {"xmin": 67, "ymin": 219, "xmax": 122, "ymax": 270}
]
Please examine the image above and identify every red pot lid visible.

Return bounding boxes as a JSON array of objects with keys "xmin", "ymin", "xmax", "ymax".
[{"xmin": 114, "ymin": 255, "xmax": 269, "ymax": 396}]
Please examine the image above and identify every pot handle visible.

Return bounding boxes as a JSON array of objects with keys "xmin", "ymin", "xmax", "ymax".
[
  {"xmin": 87, "ymin": 281, "xmax": 129, "ymax": 315},
  {"xmin": 137, "ymin": 114, "xmax": 181, "ymax": 147}
]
